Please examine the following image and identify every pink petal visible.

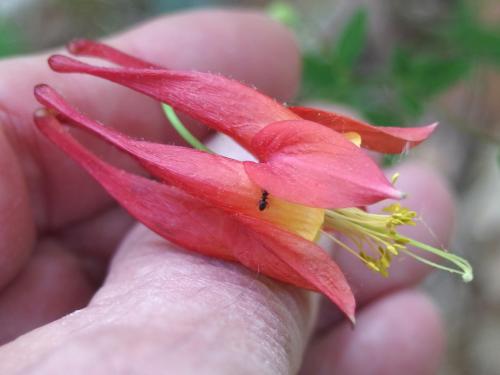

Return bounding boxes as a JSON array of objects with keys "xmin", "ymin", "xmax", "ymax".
[
  {"xmin": 290, "ymin": 106, "xmax": 437, "ymax": 154},
  {"xmin": 236, "ymin": 215, "xmax": 356, "ymax": 322},
  {"xmin": 244, "ymin": 120, "xmax": 402, "ymax": 208},
  {"xmin": 34, "ymin": 110, "xmax": 236, "ymax": 261},
  {"xmin": 68, "ymin": 39, "xmax": 160, "ymax": 69},
  {"xmin": 48, "ymin": 54, "xmax": 298, "ymax": 149},
  {"xmin": 34, "ymin": 110, "xmax": 355, "ymax": 321},
  {"xmin": 35, "ymin": 84, "xmax": 261, "ymax": 213}
]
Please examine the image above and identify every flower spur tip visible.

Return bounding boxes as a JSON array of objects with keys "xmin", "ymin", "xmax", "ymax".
[
  {"xmin": 34, "ymin": 108, "xmax": 49, "ymax": 119},
  {"xmin": 67, "ymin": 38, "xmax": 90, "ymax": 54}
]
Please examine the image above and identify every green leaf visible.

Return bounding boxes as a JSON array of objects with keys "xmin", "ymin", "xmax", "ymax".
[
  {"xmin": 0, "ymin": 20, "xmax": 22, "ymax": 57},
  {"xmin": 301, "ymin": 54, "xmax": 337, "ymax": 99},
  {"xmin": 446, "ymin": 0, "xmax": 500, "ymax": 66},
  {"xmin": 332, "ymin": 9, "xmax": 368, "ymax": 69},
  {"xmin": 391, "ymin": 48, "xmax": 470, "ymax": 118},
  {"xmin": 460, "ymin": 26, "xmax": 500, "ymax": 65},
  {"xmin": 266, "ymin": 1, "xmax": 300, "ymax": 28}
]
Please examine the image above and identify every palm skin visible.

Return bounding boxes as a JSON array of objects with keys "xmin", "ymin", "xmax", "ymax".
[{"xmin": 0, "ymin": 9, "xmax": 449, "ymax": 374}]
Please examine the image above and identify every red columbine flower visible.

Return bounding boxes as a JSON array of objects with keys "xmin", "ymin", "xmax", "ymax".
[{"xmin": 33, "ymin": 40, "xmax": 472, "ymax": 323}]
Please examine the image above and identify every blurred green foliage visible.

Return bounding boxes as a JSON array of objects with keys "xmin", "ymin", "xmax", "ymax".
[
  {"xmin": 267, "ymin": 1, "xmax": 300, "ymax": 28},
  {"xmin": 300, "ymin": 1, "xmax": 500, "ymax": 128},
  {"xmin": 0, "ymin": 19, "xmax": 22, "ymax": 57}
]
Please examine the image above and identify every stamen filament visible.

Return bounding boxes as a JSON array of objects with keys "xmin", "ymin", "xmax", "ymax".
[
  {"xmin": 402, "ymin": 238, "xmax": 473, "ymax": 282},
  {"xmin": 324, "ymin": 205, "xmax": 473, "ymax": 282},
  {"xmin": 322, "ymin": 230, "xmax": 382, "ymax": 272}
]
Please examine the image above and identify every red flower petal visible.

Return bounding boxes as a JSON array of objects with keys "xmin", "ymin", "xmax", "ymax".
[
  {"xmin": 35, "ymin": 85, "xmax": 327, "ymax": 243},
  {"xmin": 35, "ymin": 84, "xmax": 261, "ymax": 212},
  {"xmin": 34, "ymin": 110, "xmax": 236, "ymax": 261},
  {"xmin": 48, "ymin": 54, "xmax": 297, "ymax": 149},
  {"xmin": 290, "ymin": 106, "xmax": 438, "ymax": 154},
  {"xmin": 34, "ymin": 110, "xmax": 355, "ymax": 321},
  {"xmin": 235, "ymin": 215, "xmax": 356, "ymax": 323},
  {"xmin": 68, "ymin": 39, "xmax": 160, "ymax": 69},
  {"xmin": 244, "ymin": 120, "xmax": 402, "ymax": 208}
]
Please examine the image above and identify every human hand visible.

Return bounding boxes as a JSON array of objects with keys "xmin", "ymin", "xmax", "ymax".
[{"xmin": 0, "ymin": 9, "xmax": 450, "ymax": 374}]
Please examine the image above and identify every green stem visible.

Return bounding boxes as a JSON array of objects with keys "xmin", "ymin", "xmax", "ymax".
[{"xmin": 162, "ymin": 104, "xmax": 213, "ymax": 153}]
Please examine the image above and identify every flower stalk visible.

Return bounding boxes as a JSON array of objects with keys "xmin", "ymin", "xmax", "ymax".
[{"xmin": 162, "ymin": 103, "xmax": 213, "ymax": 153}]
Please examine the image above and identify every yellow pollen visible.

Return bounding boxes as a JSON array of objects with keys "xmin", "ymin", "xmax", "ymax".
[{"xmin": 323, "ymin": 204, "xmax": 473, "ymax": 281}]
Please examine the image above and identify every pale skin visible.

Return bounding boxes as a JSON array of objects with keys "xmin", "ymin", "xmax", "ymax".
[{"xmin": 0, "ymin": 9, "xmax": 451, "ymax": 374}]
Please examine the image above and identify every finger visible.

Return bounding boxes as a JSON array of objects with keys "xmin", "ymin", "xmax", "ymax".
[
  {"xmin": 300, "ymin": 290, "xmax": 444, "ymax": 375},
  {"xmin": 0, "ymin": 240, "xmax": 93, "ymax": 345},
  {"xmin": 0, "ymin": 128, "xmax": 34, "ymax": 289},
  {"xmin": 316, "ymin": 161, "xmax": 455, "ymax": 330},
  {"xmin": 0, "ymin": 9, "xmax": 299, "ymax": 290},
  {"xmin": 338, "ymin": 162, "xmax": 455, "ymax": 303},
  {"xmin": 0, "ymin": 9, "xmax": 300, "ymax": 230},
  {"xmin": 340, "ymin": 161, "xmax": 456, "ymax": 301},
  {"xmin": 204, "ymin": 133, "xmax": 455, "ymax": 332},
  {"xmin": 59, "ymin": 206, "xmax": 134, "ymax": 259},
  {"xmin": 0, "ymin": 225, "xmax": 319, "ymax": 374},
  {"xmin": 59, "ymin": 207, "xmax": 135, "ymax": 286}
]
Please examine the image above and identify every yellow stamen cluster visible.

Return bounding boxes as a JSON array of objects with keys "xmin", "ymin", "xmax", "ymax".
[{"xmin": 323, "ymin": 203, "xmax": 473, "ymax": 282}]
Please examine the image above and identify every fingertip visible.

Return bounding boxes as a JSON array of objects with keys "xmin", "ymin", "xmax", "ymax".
[
  {"xmin": 301, "ymin": 290, "xmax": 445, "ymax": 375},
  {"xmin": 315, "ymin": 160, "xmax": 456, "ymax": 328},
  {"xmin": 111, "ymin": 9, "xmax": 301, "ymax": 100},
  {"xmin": 386, "ymin": 160, "xmax": 456, "ymax": 247}
]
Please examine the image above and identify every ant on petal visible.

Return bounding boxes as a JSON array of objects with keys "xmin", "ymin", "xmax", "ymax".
[{"xmin": 258, "ymin": 190, "xmax": 269, "ymax": 211}]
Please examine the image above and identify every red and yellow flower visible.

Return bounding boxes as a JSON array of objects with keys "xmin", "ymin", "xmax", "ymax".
[{"xmin": 33, "ymin": 40, "xmax": 472, "ymax": 322}]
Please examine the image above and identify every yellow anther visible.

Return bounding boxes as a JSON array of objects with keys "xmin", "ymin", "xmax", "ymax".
[
  {"xmin": 391, "ymin": 172, "xmax": 400, "ymax": 184},
  {"xmin": 323, "ymin": 203, "xmax": 473, "ymax": 281}
]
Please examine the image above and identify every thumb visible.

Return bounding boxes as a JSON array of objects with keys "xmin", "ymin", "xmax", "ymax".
[{"xmin": 0, "ymin": 224, "xmax": 320, "ymax": 374}]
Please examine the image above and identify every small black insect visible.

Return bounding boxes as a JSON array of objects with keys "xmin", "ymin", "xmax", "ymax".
[{"xmin": 258, "ymin": 190, "xmax": 269, "ymax": 211}]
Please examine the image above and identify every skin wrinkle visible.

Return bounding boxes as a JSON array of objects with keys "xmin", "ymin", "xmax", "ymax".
[
  {"xmin": 23, "ymin": 326, "xmax": 266, "ymax": 375},
  {"xmin": 98, "ymin": 229, "xmax": 315, "ymax": 373},
  {"xmin": 0, "ymin": 227, "xmax": 317, "ymax": 374}
]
